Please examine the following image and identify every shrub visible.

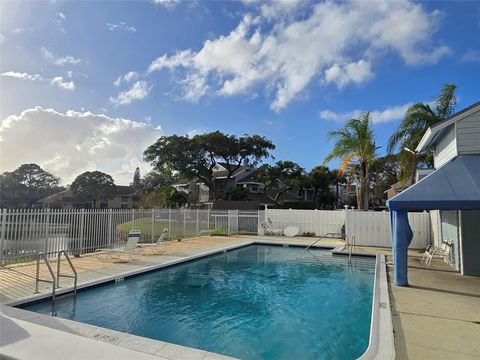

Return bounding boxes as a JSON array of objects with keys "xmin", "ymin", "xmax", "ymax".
[{"xmin": 210, "ymin": 226, "xmax": 228, "ymax": 236}]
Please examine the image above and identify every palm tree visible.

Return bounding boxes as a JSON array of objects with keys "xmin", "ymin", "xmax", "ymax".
[
  {"xmin": 323, "ymin": 113, "xmax": 377, "ymax": 211},
  {"xmin": 387, "ymin": 84, "xmax": 457, "ymax": 180}
]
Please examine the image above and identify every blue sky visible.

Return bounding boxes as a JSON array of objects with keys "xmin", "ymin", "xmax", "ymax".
[{"xmin": 1, "ymin": 0, "xmax": 479, "ymax": 184}]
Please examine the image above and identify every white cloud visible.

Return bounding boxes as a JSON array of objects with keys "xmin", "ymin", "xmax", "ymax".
[
  {"xmin": 113, "ymin": 71, "xmax": 139, "ymax": 86},
  {"xmin": 319, "ymin": 103, "xmax": 413, "ymax": 124},
  {"xmin": 147, "ymin": 1, "xmax": 449, "ymax": 111},
  {"xmin": 106, "ymin": 22, "xmax": 136, "ymax": 33},
  {"xmin": 54, "ymin": 12, "xmax": 66, "ymax": 32},
  {"xmin": 12, "ymin": 27, "xmax": 34, "ymax": 34},
  {"xmin": 152, "ymin": 0, "xmax": 181, "ymax": 10},
  {"xmin": 51, "ymin": 76, "xmax": 75, "ymax": 91},
  {"xmin": 41, "ymin": 47, "xmax": 81, "ymax": 66},
  {"xmin": 1, "ymin": 71, "xmax": 43, "ymax": 82},
  {"xmin": 0, "ymin": 107, "xmax": 162, "ymax": 184},
  {"xmin": 461, "ymin": 49, "xmax": 480, "ymax": 63},
  {"xmin": 2, "ymin": 71, "xmax": 75, "ymax": 91},
  {"xmin": 324, "ymin": 60, "xmax": 373, "ymax": 89},
  {"xmin": 110, "ymin": 81, "xmax": 152, "ymax": 106}
]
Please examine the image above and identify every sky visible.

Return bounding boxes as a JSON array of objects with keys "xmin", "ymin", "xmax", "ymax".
[{"xmin": 1, "ymin": 0, "xmax": 479, "ymax": 185}]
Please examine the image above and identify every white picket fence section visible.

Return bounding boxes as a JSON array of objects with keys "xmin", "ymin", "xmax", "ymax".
[
  {"xmin": 265, "ymin": 209, "xmax": 345, "ymax": 236},
  {"xmin": 345, "ymin": 210, "xmax": 430, "ymax": 249}
]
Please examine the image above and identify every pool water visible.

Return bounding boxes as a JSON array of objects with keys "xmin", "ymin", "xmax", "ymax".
[{"xmin": 23, "ymin": 245, "xmax": 375, "ymax": 360}]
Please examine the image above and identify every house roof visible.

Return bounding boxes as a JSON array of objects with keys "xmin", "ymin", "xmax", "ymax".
[
  {"xmin": 387, "ymin": 155, "xmax": 480, "ymax": 210},
  {"xmin": 416, "ymin": 101, "xmax": 480, "ymax": 153}
]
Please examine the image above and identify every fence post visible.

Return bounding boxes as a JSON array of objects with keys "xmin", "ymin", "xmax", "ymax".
[
  {"xmin": 44, "ymin": 208, "xmax": 51, "ymax": 254},
  {"xmin": 108, "ymin": 209, "xmax": 113, "ymax": 247},
  {"xmin": 0, "ymin": 209, "xmax": 7, "ymax": 265},
  {"xmin": 207, "ymin": 208, "xmax": 210, "ymax": 230},
  {"xmin": 227, "ymin": 210, "xmax": 231, "ymax": 236},
  {"xmin": 151, "ymin": 209, "xmax": 155, "ymax": 243},
  {"xmin": 79, "ymin": 209, "xmax": 85, "ymax": 254},
  {"xmin": 196, "ymin": 209, "xmax": 199, "ymax": 236},
  {"xmin": 168, "ymin": 209, "xmax": 172, "ymax": 240},
  {"xmin": 183, "ymin": 210, "xmax": 186, "ymax": 237}
]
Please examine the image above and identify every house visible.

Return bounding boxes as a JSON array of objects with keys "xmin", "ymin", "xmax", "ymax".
[
  {"xmin": 388, "ymin": 101, "xmax": 480, "ymax": 285},
  {"xmin": 173, "ymin": 163, "xmax": 315, "ymax": 208},
  {"xmin": 37, "ymin": 185, "xmax": 135, "ymax": 209}
]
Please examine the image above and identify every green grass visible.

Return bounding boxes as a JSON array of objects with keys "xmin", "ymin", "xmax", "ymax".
[{"xmin": 116, "ymin": 217, "xmax": 213, "ymax": 241}]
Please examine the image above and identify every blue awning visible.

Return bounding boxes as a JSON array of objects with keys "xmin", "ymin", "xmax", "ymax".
[
  {"xmin": 387, "ymin": 155, "xmax": 480, "ymax": 286},
  {"xmin": 388, "ymin": 155, "xmax": 480, "ymax": 211}
]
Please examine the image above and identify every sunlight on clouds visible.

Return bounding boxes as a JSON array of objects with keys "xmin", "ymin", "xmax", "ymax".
[
  {"xmin": 319, "ymin": 103, "xmax": 414, "ymax": 124},
  {"xmin": 1, "ymin": 71, "xmax": 43, "ymax": 81},
  {"xmin": 113, "ymin": 71, "xmax": 139, "ymax": 86},
  {"xmin": 50, "ymin": 76, "xmax": 75, "ymax": 91},
  {"xmin": 0, "ymin": 107, "xmax": 162, "ymax": 184},
  {"xmin": 110, "ymin": 81, "xmax": 152, "ymax": 106},
  {"xmin": 147, "ymin": 1, "xmax": 449, "ymax": 111}
]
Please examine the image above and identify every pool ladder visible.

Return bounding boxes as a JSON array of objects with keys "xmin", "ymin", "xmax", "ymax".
[
  {"xmin": 305, "ymin": 232, "xmax": 343, "ymax": 251},
  {"xmin": 35, "ymin": 250, "xmax": 78, "ymax": 306}
]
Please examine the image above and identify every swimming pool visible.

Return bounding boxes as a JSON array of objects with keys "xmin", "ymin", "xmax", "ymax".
[{"xmin": 22, "ymin": 245, "xmax": 376, "ymax": 359}]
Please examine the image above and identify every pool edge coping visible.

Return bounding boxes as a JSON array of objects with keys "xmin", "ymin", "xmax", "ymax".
[{"xmin": 2, "ymin": 241, "xmax": 394, "ymax": 360}]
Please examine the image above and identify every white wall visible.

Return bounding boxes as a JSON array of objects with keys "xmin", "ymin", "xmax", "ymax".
[{"xmin": 434, "ymin": 125, "xmax": 457, "ymax": 168}]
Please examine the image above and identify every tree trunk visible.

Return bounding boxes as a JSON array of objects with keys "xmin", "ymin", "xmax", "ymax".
[{"xmin": 357, "ymin": 163, "xmax": 369, "ymax": 211}]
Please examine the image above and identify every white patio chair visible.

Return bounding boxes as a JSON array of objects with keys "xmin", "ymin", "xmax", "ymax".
[
  {"xmin": 261, "ymin": 219, "xmax": 284, "ymax": 236},
  {"xmin": 95, "ymin": 230, "xmax": 143, "ymax": 262},
  {"xmin": 138, "ymin": 228, "xmax": 170, "ymax": 252},
  {"xmin": 422, "ymin": 240, "xmax": 452, "ymax": 266}
]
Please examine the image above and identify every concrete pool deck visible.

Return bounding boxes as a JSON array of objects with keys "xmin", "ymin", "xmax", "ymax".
[{"xmin": 1, "ymin": 235, "xmax": 479, "ymax": 359}]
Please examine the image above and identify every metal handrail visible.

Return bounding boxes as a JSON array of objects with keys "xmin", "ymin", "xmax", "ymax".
[
  {"xmin": 57, "ymin": 250, "xmax": 78, "ymax": 295},
  {"xmin": 35, "ymin": 253, "xmax": 56, "ymax": 303},
  {"xmin": 305, "ymin": 232, "xmax": 343, "ymax": 251}
]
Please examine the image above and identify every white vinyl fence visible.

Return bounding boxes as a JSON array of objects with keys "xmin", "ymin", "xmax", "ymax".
[
  {"xmin": 345, "ymin": 210, "xmax": 430, "ymax": 249},
  {"xmin": 266, "ymin": 209, "xmax": 431, "ymax": 249},
  {"xmin": 0, "ymin": 207, "xmax": 432, "ymax": 265},
  {"xmin": 265, "ymin": 209, "xmax": 345, "ymax": 236},
  {"xmin": 0, "ymin": 209, "xmax": 260, "ymax": 265}
]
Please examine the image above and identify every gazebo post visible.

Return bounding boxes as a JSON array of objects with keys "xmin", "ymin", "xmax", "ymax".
[{"xmin": 390, "ymin": 209, "xmax": 413, "ymax": 286}]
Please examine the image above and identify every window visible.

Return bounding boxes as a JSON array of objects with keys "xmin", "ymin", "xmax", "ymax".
[
  {"xmin": 121, "ymin": 204, "xmax": 129, "ymax": 209},
  {"xmin": 121, "ymin": 196, "xmax": 129, "ymax": 202},
  {"xmin": 250, "ymin": 185, "xmax": 259, "ymax": 193}
]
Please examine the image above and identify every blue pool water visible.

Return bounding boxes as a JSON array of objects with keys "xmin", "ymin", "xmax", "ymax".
[{"xmin": 23, "ymin": 245, "xmax": 375, "ymax": 360}]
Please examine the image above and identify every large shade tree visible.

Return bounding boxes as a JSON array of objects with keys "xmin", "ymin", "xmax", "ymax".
[
  {"xmin": 144, "ymin": 131, "xmax": 275, "ymax": 199},
  {"xmin": 387, "ymin": 84, "xmax": 457, "ymax": 180},
  {"xmin": 71, "ymin": 171, "xmax": 116, "ymax": 208},
  {"xmin": 323, "ymin": 113, "xmax": 377, "ymax": 211},
  {"xmin": 0, "ymin": 164, "xmax": 62, "ymax": 208},
  {"xmin": 257, "ymin": 161, "xmax": 306, "ymax": 205}
]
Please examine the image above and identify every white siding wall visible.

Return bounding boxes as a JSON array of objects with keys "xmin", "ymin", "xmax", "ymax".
[
  {"xmin": 434, "ymin": 125, "xmax": 457, "ymax": 168},
  {"xmin": 456, "ymin": 109, "xmax": 480, "ymax": 155}
]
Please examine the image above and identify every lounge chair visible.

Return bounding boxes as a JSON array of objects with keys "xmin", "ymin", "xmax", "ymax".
[
  {"xmin": 422, "ymin": 240, "xmax": 452, "ymax": 266},
  {"xmin": 95, "ymin": 230, "xmax": 143, "ymax": 261},
  {"xmin": 261, "ymin": 218, "xmax": 284, "ymax": 236},
  {"xmin": 138, "ymin": 228, "xmax": 169, "ymax": 253}
]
